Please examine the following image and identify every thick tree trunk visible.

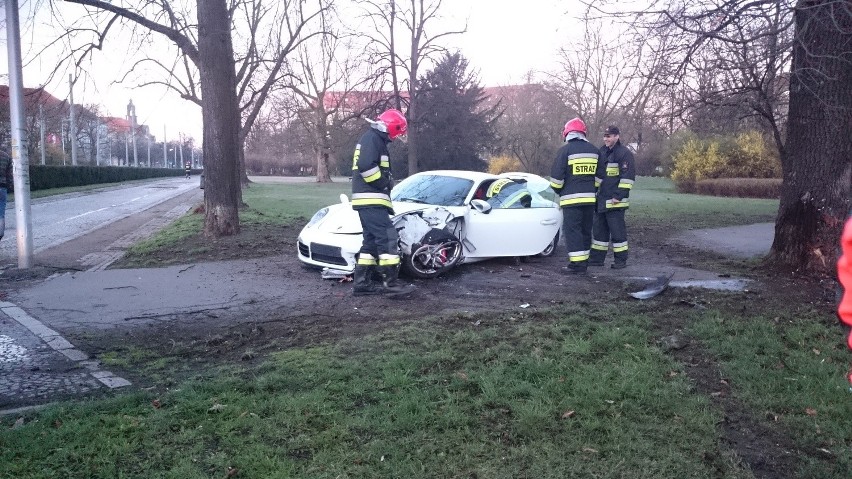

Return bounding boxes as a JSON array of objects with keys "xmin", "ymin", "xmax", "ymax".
[
  {"xmin": 768, "ymin": 0, "xmax": 852, "ymax": 275},
  {"xmin": 198, "ymin": 0, "xmax": 241, "ymax": 237}
]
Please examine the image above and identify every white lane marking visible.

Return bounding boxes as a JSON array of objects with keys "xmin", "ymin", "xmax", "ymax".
[{"xmin": 59, "ymin": 195, "xmax": 148, "ymax": 223}]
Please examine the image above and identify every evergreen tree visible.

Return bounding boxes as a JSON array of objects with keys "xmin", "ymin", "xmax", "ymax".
[{"xmin": 411, "ymin": 53, "xmax": 499, "ymax": 172}]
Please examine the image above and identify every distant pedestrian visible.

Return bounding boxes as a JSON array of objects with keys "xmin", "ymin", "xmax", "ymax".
[
  {"xmin": 185, "ymin": 162, "xmax": 191, "ymax": 179},
  {"xmin": 0, "ymin": 150, "xmax": 12, "ymax": 241},
  {"xmin": 549, "ymin": 117, "xmax": 600, "ymax": 274},
  {"xmin": 589, "ymin": 125, "xmax": 635, "ymax": 269}
]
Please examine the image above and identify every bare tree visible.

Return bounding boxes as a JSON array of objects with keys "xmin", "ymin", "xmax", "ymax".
[
  {"xmin": 359, "ymin": 0, "xmax": 464, "ymax": 176},
  {"xmin": 603, "ymin": 0, "xmax": 851, "ymax": 275},
  {"xmin": 286, "ymin": 15, "xmax": 381, "ymax": 183},
  {"xmin": 491, "ymin": 81, "xmax": 569, "ymax": 176},
  {"xmin": 63, "ymin": 0, "xmax": 241, "ymax": 236}
]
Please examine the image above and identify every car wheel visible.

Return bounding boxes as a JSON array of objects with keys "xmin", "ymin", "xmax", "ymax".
[
  {"xmin": 403, "ymin": 240, "xmax": 463, "ymax": 279},
  {"xmin": 537, "ymin": 231, "xmax": 560, "ymax": 257}
]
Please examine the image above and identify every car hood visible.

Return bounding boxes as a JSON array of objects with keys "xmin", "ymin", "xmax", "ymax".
[{"xmin": 311, "ymin": 201, "xmax": 430, "ymax": 234}]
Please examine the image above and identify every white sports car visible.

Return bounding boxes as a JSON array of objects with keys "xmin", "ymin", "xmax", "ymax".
[{"xmin": 297, "ymin": 170, "xmax": 563, "ymax": 278}]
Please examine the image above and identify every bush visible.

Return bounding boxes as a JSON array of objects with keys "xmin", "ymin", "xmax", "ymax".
[
  {"xmin": 23, "ymin": 165, "xmax": 186, "ymax": 191},
  {"xmin": 695, "ymin": 178, "xmax": 782, "ymax": 198},
  {"xmin": 670, "ymin": 130, "xmax": 781, "ymax": 193},
  {"xmin": 487, "ymin": 155, "xmax": 523, "ymax": 174}
]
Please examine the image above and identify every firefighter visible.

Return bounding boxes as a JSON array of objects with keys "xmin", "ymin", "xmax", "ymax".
[
  {"xmin": 485, "ymin": 178, "xmax": 531, "ymax": 209},
  {"xmin": 184, "ymin": 162, "xmax": 191, "ymax": 179},
  {"xmin": 351, "ymin": 109, "xmax": 415, "ymax": 297},
  {"xmin": 549, "ymin": 117, "xmax": 600, "ymax": 274},
  {"xmin": 589, "ymin": 125, "xmax": 635, "ymax": 269}
]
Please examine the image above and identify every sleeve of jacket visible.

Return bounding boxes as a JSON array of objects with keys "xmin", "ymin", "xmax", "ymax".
[
  {"xmin": 549, "ymin": 146, "xmax": 568, "ymax": 193},
  {"xmin": 614, "ymin": 147, "xmax": 636, "ymax": 201},
  {"xmin": 356, "ymin": 135, "xmax": 390, "ymax": 192}
]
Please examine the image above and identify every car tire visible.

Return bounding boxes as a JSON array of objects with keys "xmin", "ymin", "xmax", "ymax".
[
  {"xmin": 402, "ymin": 240, "xmax": 463, "ymax": 279},
  {"xmin": 537, "ymin": 231, "xmax": 560, "ymax": 257}
]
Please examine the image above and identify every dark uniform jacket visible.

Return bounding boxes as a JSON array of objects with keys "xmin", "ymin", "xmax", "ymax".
[
  {"xmin": 0, "ymin": 151, "xmax": 12, "ymax": 189},
  {"xmin": 549, "ymin": 137, "xmax": 601, "ymax": 207},
  {"xmin": 351, "ymin": 127, "xmax": 393, "ymax": 212},
  {"xmin": 597, "ymin": 141, "xmax": 635, "ymax": 212}
]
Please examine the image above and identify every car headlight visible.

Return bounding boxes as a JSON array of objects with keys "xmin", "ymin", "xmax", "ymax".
[{"xmin": 305, "ymin": 207, "xmax": 329, "ymax": 228}]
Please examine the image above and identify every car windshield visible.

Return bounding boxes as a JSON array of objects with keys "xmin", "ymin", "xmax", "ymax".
[{"xmin": 392, "ymin": 174, "xmax": 474, "ymax": 207}]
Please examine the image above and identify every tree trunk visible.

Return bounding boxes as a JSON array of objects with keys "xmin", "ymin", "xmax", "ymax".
[
  {"xmin": 768, "ymin": 0, "xmax": 852, "ymax": 275},
  {"xmin": 198, "ymin": 0, "xmax": 241, "ymax": 237}
]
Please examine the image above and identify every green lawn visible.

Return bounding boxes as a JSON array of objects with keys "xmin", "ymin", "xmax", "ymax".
[{"xmin": 3, "ymin": 176, "xmax": 846, "ymax": 478}]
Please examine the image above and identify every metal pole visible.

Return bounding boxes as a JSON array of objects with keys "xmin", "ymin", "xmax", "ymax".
[
  {"xmin": 178, "ymin": 133, "xmax": 184, "ymax": 166},
  {"xmin": 124, "ymin": 134, "xmax": 129, "ymax": 166},
  {"xmin": 69, "ymin": 74, "xmax": 78, "ymax": 166},
  {"xmin": 128, "ymin": 100, "xmax": 138, "ymax": 167},
  {"xmin": 5, "ymin": 0, "xmax": 34, "ymax": 268},
  {"xmin": 95, "ymin": 122, "xmax": 101, "ymax": 166},
  {"xmin": 163, "ymin": 125, "xmax": 167, "ymax": 168},
  {"xmin": 61, "ymin": 121, "xmax": 66, "ymax": 165},
  {"xmin": 38, "ymin": 104, "xmax": 46, "ymax": 165},
  {"xmin": 147, "ymin": 135, "xmax": 151, "ymax": 167}
]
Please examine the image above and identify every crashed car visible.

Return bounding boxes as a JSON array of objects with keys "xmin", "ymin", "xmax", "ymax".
[{"xmin": 297, "ymin": 170, "xmax": 562, "ymax": 278}]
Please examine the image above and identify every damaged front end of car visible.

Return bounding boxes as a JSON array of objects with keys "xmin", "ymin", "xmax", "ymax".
[{"xmin": 393, "ymin": 207, "xmax": 465, "ymax": 279}]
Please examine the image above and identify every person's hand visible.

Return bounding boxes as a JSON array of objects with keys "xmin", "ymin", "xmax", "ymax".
[{"xmin": 611, "ymin": 197, "xmax": 620, "ymax": 205}]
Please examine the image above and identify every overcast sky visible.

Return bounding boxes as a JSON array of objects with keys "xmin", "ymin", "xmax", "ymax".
[{"xmin": 1, "ymin": 0, "xmax": 574, "ymax": 143}]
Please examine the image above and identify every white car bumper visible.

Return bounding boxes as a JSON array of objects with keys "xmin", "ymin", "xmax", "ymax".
[{"xmin": 297, "ymin": 229, "xmax": 362, "ymax": 273}]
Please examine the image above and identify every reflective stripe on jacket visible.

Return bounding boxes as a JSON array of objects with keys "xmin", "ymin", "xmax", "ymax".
[
  {"xmin": 351, "ymin": 127, "xmax": 393, "ymax": 211},
  {"xmin": 597, "ymin": 141, "xmax": 635, "ymax": 212},
  {"xmin": 549, "ymin": 138, "xmax": 600, "ymax": 208}
]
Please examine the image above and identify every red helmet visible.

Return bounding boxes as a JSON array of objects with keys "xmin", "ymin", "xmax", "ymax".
[
  {"xmin": 562, "ymin": 117, "xmax": 587, "ymax": 137},
  {"xmin": 378, "ymin": 109, "xmax": 408, "ymax": 140}
]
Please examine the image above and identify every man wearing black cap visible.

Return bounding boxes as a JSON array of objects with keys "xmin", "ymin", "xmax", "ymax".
[{"xmin": 589, "ymin": 125, "xmax": 635, "ymax": 269}]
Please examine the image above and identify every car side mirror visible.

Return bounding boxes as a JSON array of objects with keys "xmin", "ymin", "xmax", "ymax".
[
  {"xmin": 470, "ymin": 199, "xmax": 492, "ymax": 214},
  {"xmin": 339, "ymin": 193, "xmax": 349, "ymax": 204}
]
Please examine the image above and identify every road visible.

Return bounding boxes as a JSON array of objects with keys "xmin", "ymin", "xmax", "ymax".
[{"xmin": 0, "ymin": 177, "xmax": 201, "ymax": 267}]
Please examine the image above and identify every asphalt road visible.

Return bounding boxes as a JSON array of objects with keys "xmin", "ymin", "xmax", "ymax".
[{"xmin": 1, "ymin": 177, "xmax": 200, "ymax": 261}]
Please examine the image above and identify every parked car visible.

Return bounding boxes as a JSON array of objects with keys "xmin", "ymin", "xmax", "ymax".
[{"xmin": 297, "ymin": 170, "xmax": 562, "ymax": 278}]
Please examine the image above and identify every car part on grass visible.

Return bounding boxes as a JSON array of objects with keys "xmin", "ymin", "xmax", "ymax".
[{"xmin": 629, "ymin": 273, "xmax": 674, "ymax": 300}]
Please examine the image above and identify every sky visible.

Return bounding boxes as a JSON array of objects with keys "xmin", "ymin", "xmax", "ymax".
[{"xmin": 1, "ymin": 0, "xmax": 574, "ymax": 144}]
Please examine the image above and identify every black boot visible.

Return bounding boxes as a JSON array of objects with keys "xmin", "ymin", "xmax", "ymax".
[
  {"xmin": 353, "ymin": 265, "xmax": 383, "ymax": 296},
  {"xmin": 378, "ymin": 265, "xmax": 416, "ymax": 297},
  {"xmin": 612, "ymin": 251, "xmax": 628, "ymax": 269}
]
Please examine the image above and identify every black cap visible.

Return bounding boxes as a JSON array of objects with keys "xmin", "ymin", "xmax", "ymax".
[{"xmin": 604, "ymin": 125, "xmax": 620, "ymax": 135}]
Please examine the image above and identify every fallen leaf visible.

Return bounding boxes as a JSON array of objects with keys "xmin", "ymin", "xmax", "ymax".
[
  {"xmin": 455, "ymin": 371, "xmax": 469, "ymax": 381},
  {"xmin": 582, "ymin": 447, "xmax": 599, "ymax": 454},
  {"xmin": 720, "ymin": 379, "xmax": 729, "ymax": 386},
  {"xmin": 11, "ymin": 417, "xmax": 24, "ymax": 429},
  {"xmin": 604, "ymin": 400, "xmax": 615, "ymax": 404},
  {"xmin": 812, "ymin": 348, "xmax": 820, "ymax": 356},
  {"xmin": 52, "ymin": 419, "xmax": 63, "ymax": 429},
  {"xmin": 561, "ymin": 410, "xmax": 576, "ymax": 419},
  {"xmin": 668, "ymin": 371, "xmax": 679, "ymax": 377},
  {"xmin": 151, "ymin": 399, "xmax": 162, "ymax": 409},
  {"xmin": 225, "ymin": 466, "xmax": 239, "ymax": 478},
  {"xmin": 805, "ymin": 408, "xmax": 817, "ymax": 416},
  {"xmin": 208, "ymin": 403, "xmax": 226, "ymax": 413}
]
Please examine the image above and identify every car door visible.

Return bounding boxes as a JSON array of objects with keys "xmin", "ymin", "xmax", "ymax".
[{"xmin": 462, "ymin": 189, "xmax": 561, "ymax": 258}]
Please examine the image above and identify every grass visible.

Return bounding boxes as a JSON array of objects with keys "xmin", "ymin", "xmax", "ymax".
[
  {"xmin": 688, "ymin": 302, "xmax": 852, "ymax": 478},
  {"xmin": 630, "ymin": 177, "xmax": 779, "ymax": 231},
  {"xmin": 1, "ymin": 305, "xmax": 757, "ymax": 479},
  {"xmin": 3, "ymin": 176, "xmax": 845, "ymax": 477}
]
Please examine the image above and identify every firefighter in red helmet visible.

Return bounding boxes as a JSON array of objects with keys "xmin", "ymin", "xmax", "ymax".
[
  {"xmin": 350, "ymin": 109, "xmax": 415, "ymax": 296},
  {"xmin": 549, "ymin": 117, "xmax": 601, "ymax": 274}
]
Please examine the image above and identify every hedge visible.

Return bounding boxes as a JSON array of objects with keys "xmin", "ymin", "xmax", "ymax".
[
  {"xmin": 694, "ymin": 178, "xmax": 782, "ymax": 199},
  {"xmin": 23, "ymin": 165, "xmax": 191, "ymax": 191}
]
